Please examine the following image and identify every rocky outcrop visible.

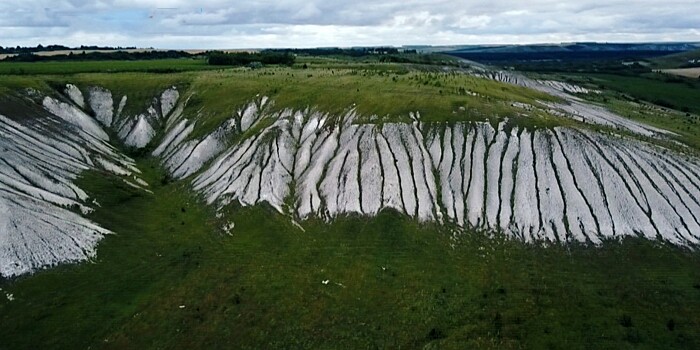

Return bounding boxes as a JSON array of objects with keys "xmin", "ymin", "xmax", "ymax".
[
  {"xmin": 154, "ymin": 97, "xmax": 700, "ymax": 246},
  {"xmin": 0, "ymin": 91, "xmax": 148, "ymax": 277}
]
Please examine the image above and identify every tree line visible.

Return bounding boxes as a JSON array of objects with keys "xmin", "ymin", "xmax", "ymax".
[
  {"xmin": 265, "ymin": 47, "xmax": 410, "ymax": 57},
  {"xmin": 2, "ymin": 50, "xmax": 193, "ymax": 62},
  {"xmin": 0, "ymin": 44, "xmax": 138, "ymax": 54},
  {"xmin": 206, "ymin": 51, "xmax": 295, "ymax": 66}
]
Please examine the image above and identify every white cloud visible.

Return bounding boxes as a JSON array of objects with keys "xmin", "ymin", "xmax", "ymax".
[{"xmin": 0, "ymin": 0, "xmax": 698, "ymax": 48}]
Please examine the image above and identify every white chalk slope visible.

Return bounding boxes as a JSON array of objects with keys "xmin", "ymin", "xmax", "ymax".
[
  {"xmin": 479, "ymin": 71, "xmax": 672, "ymax": 137},
  {"xmin": 110, "ymin": 87, "xmax": 180, "ymax": 149},
  {"xmin": 154, "ymin": 96, "xmax": 700, "ymax": 247},
  {"xmin": 3, "ymin": 79, "xmax": 699, "ymax": 277},
  {"xmin": 0, "ymin": 86, "xmax": 149, "ymax": 277}
]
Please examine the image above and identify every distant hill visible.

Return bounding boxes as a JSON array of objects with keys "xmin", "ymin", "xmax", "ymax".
[
  {"xmin": 651, "ymin": 48, "xmax": 700, "ymax": 68},
  {"xmin": 438, "ymin": 42, "xmax": 700, "ymax": 62}
]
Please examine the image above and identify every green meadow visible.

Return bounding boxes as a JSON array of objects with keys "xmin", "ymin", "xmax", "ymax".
[{"xmin": 1, "ymin": 58, "xmax": 699, "ymax": 349}]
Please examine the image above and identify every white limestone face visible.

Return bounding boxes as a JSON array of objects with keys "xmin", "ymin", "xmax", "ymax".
[
  {"xmin": 7, "ymin": 82, "xmax": 700, "ymax": 278},
  {"xmin": 123, "ymin": 115, "xmax": 155, "ymax": 148},
  {"xmin": 64, "ymin": 84, "xmax": 85, "ymax": 108},
  {"xmin": 480, "ymin": 71, "xmax": 671, "ymax": 137},
  {"xmin": 42, "ymin": 96, "xmax": 109, "ymax": 141},
  {"xmin": 150, "ymin": 96, "xmax": 700, "ymax": 248},
  {"xmin": 87, "ymin": 86, "xmax": 114, "ymax": 127},
  {"xmin": 160, "ymin": 87, "xmax": 179, "ymax": 118},
  {"xmin": 0, "ymin": 89, "xmax": 148, "ymax": 277}
]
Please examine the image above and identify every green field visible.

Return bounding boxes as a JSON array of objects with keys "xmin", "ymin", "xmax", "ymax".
[
  {"xmin": 1, "ymin": 58, "xmax": 700, "ymax": 349},
  {"xmin": 0, "ymin": 58, "xmax": 215, "ymax": 75},
  {"xmin": 0, "ymin": 64, "xmax": 562, "ymax": 141}
]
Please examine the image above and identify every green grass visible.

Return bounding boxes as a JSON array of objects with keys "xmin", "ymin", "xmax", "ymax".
[
  {"xmin": 0, "ymin": 58, "xmax": 215, "ymax": 75},
  {"xmin": 0, "ymin": 57, "xmax": 580, "ymax": 144},
  {"xmin": 1, "ymin": 159, "xmax": 699, "ymax": 349},
  {"xmin": 181, "ymin": 67, "xmax": 558, "ymax": 139},
  {"xmin": 0, "ymin": 61, "xmax": 562, "ymax": 142},
  {"xmin": 650, "ymin": 49, "xmax": 700, "ymax": 69},
  {"xmin": 1, "ymin": 60, "xmax": 700, "ymax": 349},
  {"xmin": 542, "ymin": 72, "xmax": 700, "ymax": 150},
  {"xmin": 557, "ymin": 73, "xmax": 700, "ymax": 115},
  {"xmin": 595, "ymin": 96, "xmax": 700, "ymax": 151}
]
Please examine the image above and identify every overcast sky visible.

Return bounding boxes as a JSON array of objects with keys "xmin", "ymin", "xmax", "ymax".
[{"xmin": 1, "ymin": 0, "xmax": 699, "ymax": 49}]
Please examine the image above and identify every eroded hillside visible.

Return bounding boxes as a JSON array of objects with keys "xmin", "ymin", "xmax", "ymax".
[
  {"xmin": 1, "ymin": 64, "xmax": 700, "ymax": 349},
  {"xmin": 1, "ymin": 67, "xmax": 699, "ymax": 277}
]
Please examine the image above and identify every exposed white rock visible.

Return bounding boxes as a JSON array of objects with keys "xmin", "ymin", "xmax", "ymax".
[
  {"xmin": 376, "ymin": 132, "xmax": 404, "ymax": 213},
  {"xmin": 498, "ymin": 128, "xmax": 520, "ymax": 231},
  {"xmin": 43, "ymin": 97, "xmax": 109, "ymax": 141},
  {"xmin": 480, "ymin": 71, "xmax": 671, "ymax": 137},
  {"xmin": 171, "ymin": 134, "xmax": 224, "ymax": 179},
  {"xmin": 64, "ymin": 84, "xmax": 85, "ymax": 108},
  {"xmin": 116, "ymin": 96, "xmax": 127, "ymax": 119},
  {"xmin": 485, "ymin": 126, "xmax": 507, "ymax": 229},
  {"xmin": 160, "ymin": 87, "xmax": 179, "ymax": 118},
  {"xmin": 153, "ymin": 119, "xmax": 192, "ymax": 157},
  {"xmin": 87, "ymin": 86, "xmax": 114, "ymax": 127},
  {"xmin": 114, "ymin": 94, "xmax": 165, "ymax": 149},
  {"xmin": 0, "ymin": 191, "xmax": 110, "ymax": 277},
  {"xmin": 0, "ymin": 88, "xmax": 148, "ymax": 277},
  {"xmin": 96, "ymin": 157, "xmax": 131, "ymax": 176},
  {"xmin": 123, "ymin": 115, "xmax": 155, "ymax": 148},
  {"xmin": 538, "ymin": 80, "xmax": 598, "ymax": 94},
  {"xmin": 533, "ymin": 131, "xmax": 566, "ymax": 242},
  {"xmin": 155, "ymin": 96, "xmax": 700, "ymax": 248},
  {"xmin": 466, "ymin": 124, "xmax": 489, "ymax": 227}
]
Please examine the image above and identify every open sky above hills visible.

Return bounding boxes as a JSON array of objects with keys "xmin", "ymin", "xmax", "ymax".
[{"xmin": 1, "ymin": 0, "xmax": 699, "ymax": 48}]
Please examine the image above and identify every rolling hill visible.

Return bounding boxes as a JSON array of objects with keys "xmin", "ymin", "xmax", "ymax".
[{"xmin": 1, "ymin": 64, "xmax": 699, "ymax": 348}]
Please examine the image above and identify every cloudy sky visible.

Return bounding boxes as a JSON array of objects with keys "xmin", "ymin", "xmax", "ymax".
[{"xmin": 1, "ymin": 0, "xmax": 699, "ymax": 49}]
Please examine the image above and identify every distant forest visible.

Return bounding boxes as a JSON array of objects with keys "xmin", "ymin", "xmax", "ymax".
[
  {"xmin": 0, "ymin": 44, "xmax": 138, "ymax": 54},
  {"xmin": 0, "ymin": 46, "xmax": 458, "ymax": 68},
  {"xmin": 266, "ymin": 47, "xmax": 414, "ymax": 56},
  {"xmin": 447, "ymin": 50, "xmax": 686, "ymax": 62},
  {"xmin": 2, "ymin": 50, "xmax": 194, "ymax": 62}
]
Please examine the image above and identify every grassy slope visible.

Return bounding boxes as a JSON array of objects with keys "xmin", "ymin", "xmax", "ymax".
[
  {"xmin": 180, "ymin": 67, "xmax": 558, "ymax": 139},
  {"xmin": 545, "ymin": 73, "xmax": 700, "ymax": 150},
  {"xmin": 0, "ymin": 159, "xmax": 699, "ymax": 349},
  {"xmin": 650, "ymin": 49, "xmax": 700, "ymax": 69},
  {"xmin": 1, "ymin": 60, "xmax": 700, "ymax": 349},
  {"xmin": 556, "ymin": 73, "xmax": 700, "ymax": 115},
  {"xmin": 0, "ymin": 62, "xmax": 561, "ymax": 141}
]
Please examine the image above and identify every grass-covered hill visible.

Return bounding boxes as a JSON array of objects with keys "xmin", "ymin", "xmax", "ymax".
[{"xmin": 1, "ymin": 58, "xmax": 700, "ymax": 349}]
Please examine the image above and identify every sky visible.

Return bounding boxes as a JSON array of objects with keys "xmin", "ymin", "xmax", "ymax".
[{"xmin": 1, "ymin": 0, "xmax": 699, "ymax": 49}]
